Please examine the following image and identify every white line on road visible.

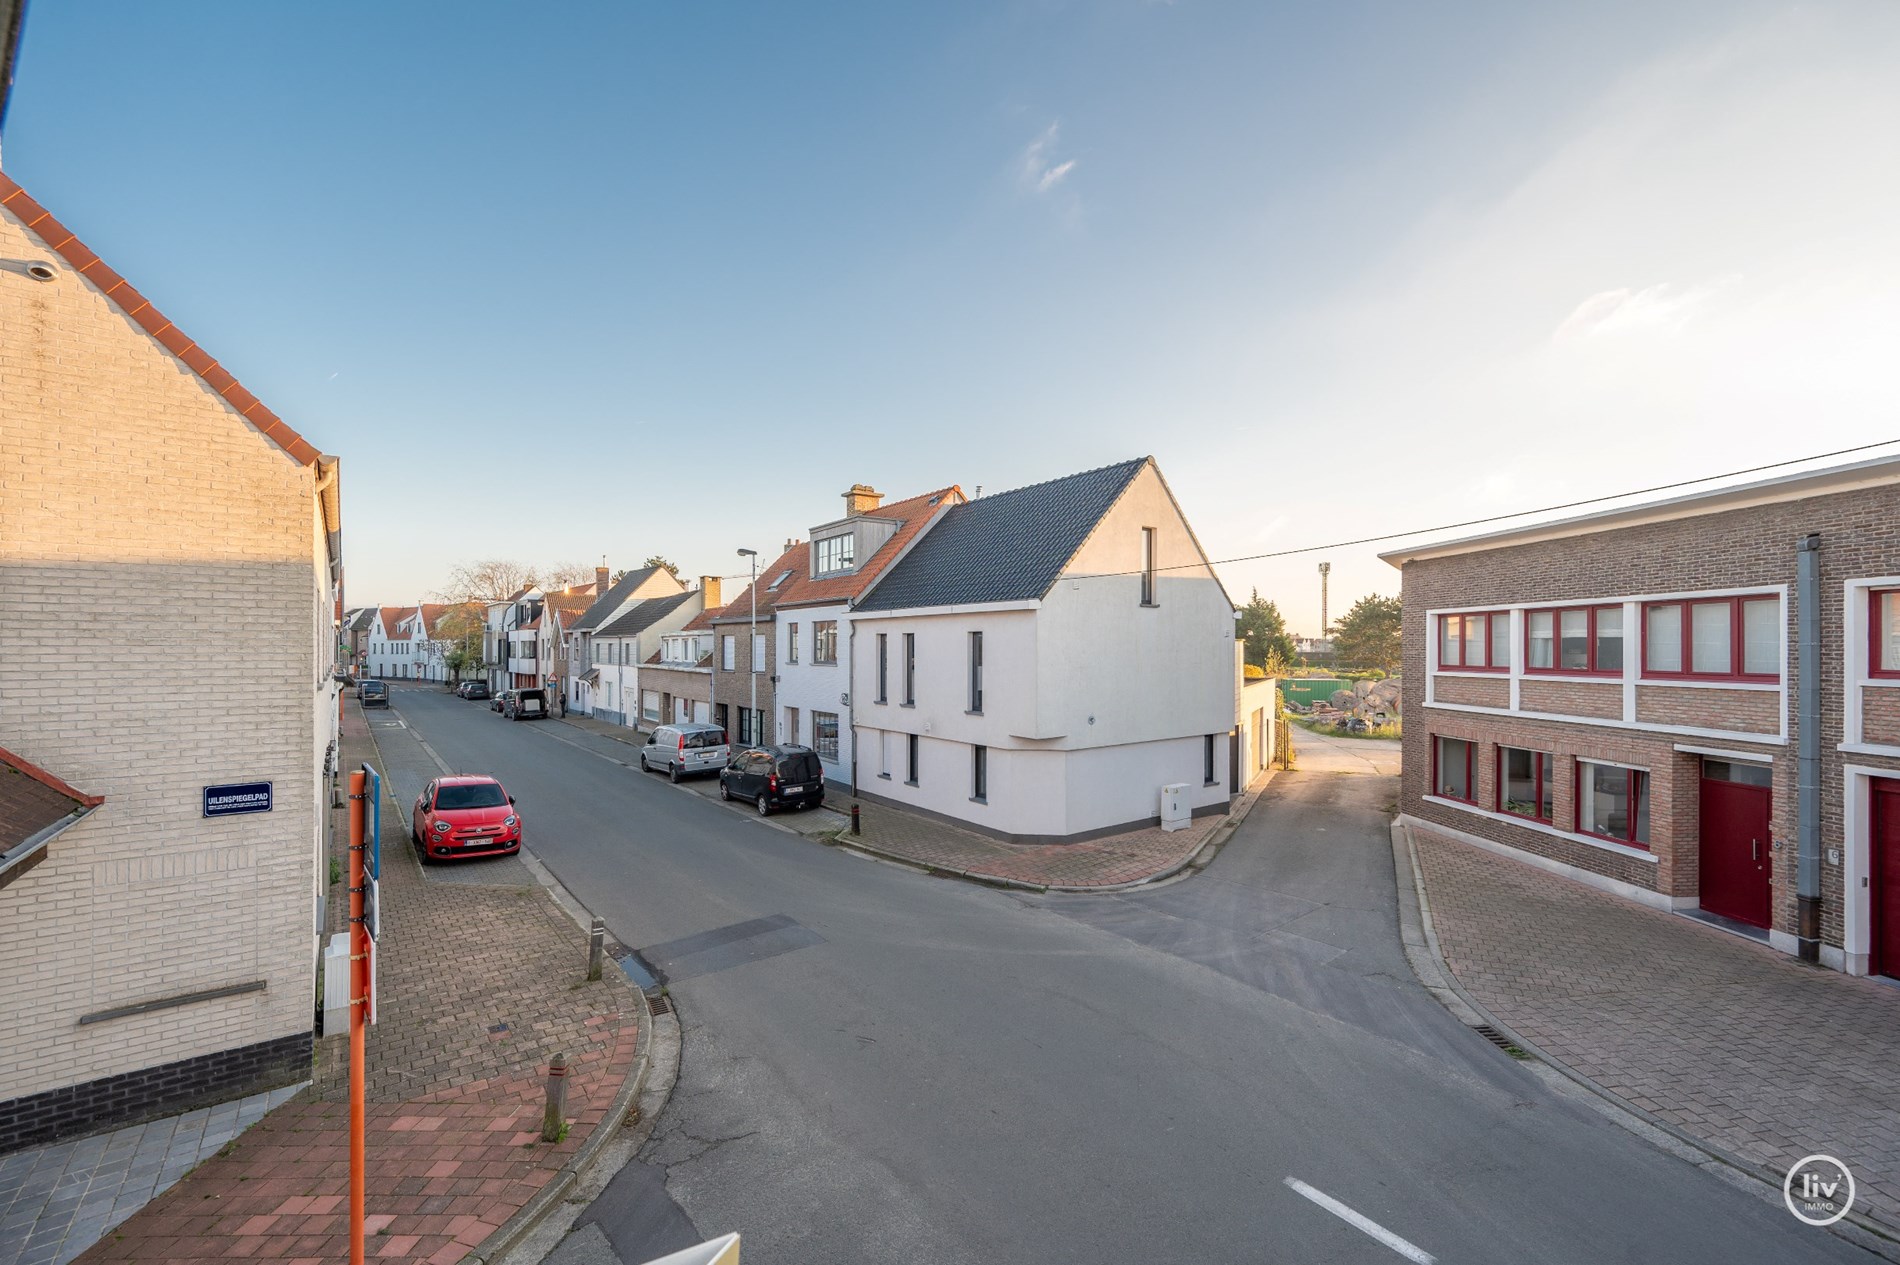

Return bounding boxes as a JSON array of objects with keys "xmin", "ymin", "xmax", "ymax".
[{"xmin": 1284, "ymin": 1177, "xmax": 1436, "ymax": 1264}]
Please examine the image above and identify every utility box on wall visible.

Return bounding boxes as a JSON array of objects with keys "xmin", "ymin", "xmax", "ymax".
[{"xmin": 1160, "ymin": 783, "xmax": 1190, "ymax": 832}]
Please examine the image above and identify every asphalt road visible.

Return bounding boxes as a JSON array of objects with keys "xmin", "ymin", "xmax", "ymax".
[{"xmin": 379, "ymin": 683, "xmax": 1864, "ymax": 1265}]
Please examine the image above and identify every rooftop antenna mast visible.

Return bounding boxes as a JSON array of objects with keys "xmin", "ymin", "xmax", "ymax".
[{"xmin": 1318, "ymin": 562, "xmax": 1331, "ymax": 635}]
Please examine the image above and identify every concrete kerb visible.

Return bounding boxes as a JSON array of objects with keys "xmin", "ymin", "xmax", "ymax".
[
  {"xmin": 1389, "ymin": 819, "xmax": 1900, "ymax": 1261},
  {"xmin": 829, "ymin": 765, "xmax": 1279, "ymax": 895},
  {"xmin": 362, "ymin": 703, "xmax": 674, "ymax": 1265}
]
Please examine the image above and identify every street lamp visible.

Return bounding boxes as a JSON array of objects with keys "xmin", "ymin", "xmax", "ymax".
[{"xmin": 737, "ymin": 548, "xmax": 758, "ymax": 741}]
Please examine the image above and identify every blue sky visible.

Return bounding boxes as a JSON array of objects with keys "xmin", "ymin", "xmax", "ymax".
[{"xmin": 8, "ymin": 1, "xmax": 1899, "ymax": 628}]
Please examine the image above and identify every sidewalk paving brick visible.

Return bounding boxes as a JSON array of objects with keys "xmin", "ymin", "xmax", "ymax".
[
  {"xmin": 73, "ymin": 702, "xmax": 643, "ymax": 1265},
  {"xmin": 1413, "ymin": 825, "xmax": 1900, "ymax": 1231}
]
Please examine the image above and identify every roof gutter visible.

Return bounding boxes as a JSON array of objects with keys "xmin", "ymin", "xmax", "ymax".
[{"xmin": 0, "ymin": 801, "xmax": 98, "ymax": 892}]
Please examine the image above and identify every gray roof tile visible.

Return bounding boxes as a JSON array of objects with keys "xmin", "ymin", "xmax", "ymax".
[
  {"xmin": 572, "ymin": 567, "xmax": 662, "ymax": 631},
  {"xmin": 854, "ymin": 458, "xmax": 1147, "ymax": 611},
  {"xmin": 594, "ymin": 591, "xmax": 695, "ymax": 638}
]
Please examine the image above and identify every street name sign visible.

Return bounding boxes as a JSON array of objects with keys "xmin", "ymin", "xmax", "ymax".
[{"xmin": 203, "ymin": 781, "xmax": 272, "ymax": 818}]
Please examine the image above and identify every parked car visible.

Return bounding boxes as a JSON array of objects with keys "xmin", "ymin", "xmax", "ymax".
[
  {"xmin": 491, "ymin": 689, "xmax": 514, "ymax": 714},
  {"xmin": 458, "ymin": 681, "xmax": 491, "ymax": 700},
  {"xmin": 639, "ymin": 723, "xmax": 730, "ymax": 782},
  {"xmin": 359, "ymin": 681, "xmax": 389, "ymax": 709},
  {"xmin": 410, "ymin": 775, "xmax": 520, "ymax": 862},
  {"xmin": 718, "ymin": 745, "xmax": 826, "ymax": 815},
  {"xmin": 505, "ymin": 688, "xmax": 548, "ymax": 721}
]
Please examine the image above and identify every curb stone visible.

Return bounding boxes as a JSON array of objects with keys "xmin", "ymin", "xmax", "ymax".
[
  {"xmin": 829, "ymin": 766, "xmax": 1280, "ymax": 895},
  {"xmin": 364, "ymin": 702, "xmax": 674, "ymax": 1265},
  {"xmin": 1390, "ymin": 819, "xmax": 1900, "ymax": 1261}
]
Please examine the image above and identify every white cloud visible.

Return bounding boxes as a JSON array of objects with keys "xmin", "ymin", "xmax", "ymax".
[{"xmin": 1021, "ymin": 122, "xmax": 1077, "ymax": 194}]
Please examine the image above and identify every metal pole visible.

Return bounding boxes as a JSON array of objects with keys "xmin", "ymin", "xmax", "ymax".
[
  {"xmin": 749, "ymin": 553, "xmax": 758, "ymax": 729},
  {"xmin": 347, "ymin": 770, "xmax": 367, "ymax": 1265}
]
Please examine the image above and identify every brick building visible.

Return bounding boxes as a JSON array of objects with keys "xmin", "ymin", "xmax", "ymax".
[
  {"xmin": 1383, "ymin": 454, "xmax": 1900, "ymax": 975},
  {"xmin": 0, "ymin": 173, "xmax": 342, "ymax": 1149},
  {"xmin": 713, "ymin": 543, "xmax": 803, "ymax": 749}
]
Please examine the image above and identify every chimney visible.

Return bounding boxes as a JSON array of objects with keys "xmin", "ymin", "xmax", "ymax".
[
  {"xmin": 596, "ymin": 565, "xmax": 610, "ymax": 592},
  {"xmin": 699, "ymin": 576, "xmax": 722, "ymax": 609},
  {"xmin": 842, "ymin": 484, "xmax": 884, "ymax": 516},
  {"xmin": 784, "ymin": 538, "xmax": 794, "ymax": 553}
]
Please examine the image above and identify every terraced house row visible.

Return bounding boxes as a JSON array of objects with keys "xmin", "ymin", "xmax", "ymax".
[
  {"xmin": 552, "ymin": 461, "xmax": 1274, "ymax": 843},
  {"xmin": 1384, "ymin": 453, "xmax": 1900, "ymax": 977}
]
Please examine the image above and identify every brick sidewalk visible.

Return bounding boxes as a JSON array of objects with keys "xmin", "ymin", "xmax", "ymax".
[
  {"xmin": 1412, "ymin": 826, "xmax": 1900, "ymax": 1231},
  {"xmin": 77, "ymin": 704, "xmax": 643, "ymax": 1265}
]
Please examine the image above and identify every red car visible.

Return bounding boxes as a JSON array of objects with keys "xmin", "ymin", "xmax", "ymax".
[{"xmin": 411, "ymin": 775, "xmax": 521, "ymax": 861}]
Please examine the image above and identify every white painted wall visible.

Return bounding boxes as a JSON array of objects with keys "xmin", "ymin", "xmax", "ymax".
[{"xmin": 775, "ymin": 601, "xmax": 853, "ymax": 783}]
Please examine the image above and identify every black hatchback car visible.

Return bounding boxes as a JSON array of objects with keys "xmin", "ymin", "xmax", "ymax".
[
  {"xmin": 459, "ymin": 681, "xmax": 491, "ymax": 700},
  {"xmin": 719, "ymin": 745, "xmax": 826, "ymax": 815}
]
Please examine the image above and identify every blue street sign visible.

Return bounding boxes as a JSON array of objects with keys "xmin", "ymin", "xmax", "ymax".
[
  {"xmin": 203, "ymin": 782, "xmax": 272, "ymax": 818},
  {"xmin": 360, "ymin": 764, "xmax": 382, "ymax": 941}
]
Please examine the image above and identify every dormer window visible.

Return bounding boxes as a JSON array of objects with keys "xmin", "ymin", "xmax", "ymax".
[{"xmin": 814, "ymin": 534, "xmax": 855, "ymax": 575}]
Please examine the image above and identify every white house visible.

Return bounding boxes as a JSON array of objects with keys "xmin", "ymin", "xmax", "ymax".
[
  {"xmin": 589, "ymin": 590, "xmax": 705, "ymax": 729},
  {"xmin": 564, "ymin": 565, "xmax": 686, "ymax": 715},
  {"xmin": 850, "ymin": 458, "xmax": 1239, "ymax": 842},
  {"xmin": 773, "ymin": 484, "xmax": 964, "ymax": 787},
  {"xmin": 366, "ymin": 606, "xmax": 418, "ymax": 680}
]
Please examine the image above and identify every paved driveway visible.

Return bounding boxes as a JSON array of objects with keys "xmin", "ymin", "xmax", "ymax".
[{"xmin": 380, "ymin": 686, "xmax": 1855, "ymax": 1265}]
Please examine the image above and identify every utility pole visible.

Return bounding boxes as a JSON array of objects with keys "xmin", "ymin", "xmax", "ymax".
[{"xmin": 1318, "ymin": 562, "xmax": 1331, "ymax": 635}]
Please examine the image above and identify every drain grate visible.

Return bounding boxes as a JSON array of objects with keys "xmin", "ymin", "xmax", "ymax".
[
  {"xmin": 646, "ymin": 993, "xmax": 672, "ymax": 1017},
  {"xmin": 1472, "ymin": 1024, "xmax": 1530, "ymax": 1059}
]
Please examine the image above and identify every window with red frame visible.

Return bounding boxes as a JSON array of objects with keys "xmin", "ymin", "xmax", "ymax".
[
  {"xmin": 1432, "ymin": 735, "xmax": 1477, "ymax": 803},
  {"xmin": 1498, "ymin": 747, "xmax": 1553, "ymax": 822},
  {"xmin": 1576, "ymin": 760, "xmax": 1649, "ymax": 847},
  {"xmin": 1874, "ymin": 590, "xmax": 1900, "ymax": 679},
  {"xmin": 1642, "ymin": 595, "xmax": 1779, "ymax": 681},
  {"xmin": 1437, "ymin": 612, "xmax": 1510, "ymax": 671},
  {"xmin": 1525, "ymin": 605, "xmax": 1622, "ymax": 675}
]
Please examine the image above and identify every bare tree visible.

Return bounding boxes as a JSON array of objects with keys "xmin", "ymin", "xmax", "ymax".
[
  {"xmin": 437, "ymin": 559, "xmax": 538, "ymax": 604},
  {"xmin": 540, "ymin": 561, "xmax": 594, "ymax": 591}
]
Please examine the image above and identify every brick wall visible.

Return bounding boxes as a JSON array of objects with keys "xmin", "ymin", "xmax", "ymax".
[
  {"xmin": 713, "ymin": 619, "xmax": 777, "ymax": 744},
  {"xmin": 1865, "ymin": 689, "xmax": 1900, "ymax": 747},
  {"xmin": 0, "ymin": 205, "xmax": 325, "ymax": 1108},
  {"xmin": 1634, "ymin": 685, "xmax": 1778, "ymax": 733},
  {"xmin": 1434, "ymin": 675, "xmax": 1508, "ymax": 708},
  {"xmin": 1518, "ymin": 678, "xmax": 1621, "ymax": 720},
  {"xmin": 1399, "ymin": 480, "xmax": 1900, "ymax": 955}
]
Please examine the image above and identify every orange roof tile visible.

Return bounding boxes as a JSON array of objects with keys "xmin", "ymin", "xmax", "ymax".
[
  {"xmin": 772, "ymin": 487, "xmax": 963, "ymax": 610},
  {"xmin": 709, "ymin": 540, "xmax": 809, "ymax": 624},
  {"xmin": 379, "ymin": 606, "xmax": 417, "ymax": 641},
  {"xmin": 0, "ymin": 173, "xmax": 325, "ymax": 468}
]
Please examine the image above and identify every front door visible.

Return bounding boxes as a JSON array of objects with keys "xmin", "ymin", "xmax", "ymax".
[
  {"xmin": 1874, "ymin": 779, "xmax": 1900, "ymax": 979},
  {"xmin": 1699, "ymin": 760, "xmax": 1773, "ymax": 929}
]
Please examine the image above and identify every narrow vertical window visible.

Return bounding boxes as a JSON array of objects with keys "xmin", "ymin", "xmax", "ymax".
[
  {"xmin": 903, "ymin": 633, "xmax": 916, "ymax": 705},
  {"xmin": 907, "ymin": 734, "xmax": 920, "ymax": 785},
  {"xmin": 968, "ymin": 631, "xmax": 983, "ymax": 712},
  {"xmin": 972, "ymin": 746, "xmax": 987, "ymax": 802},
  {"xmin": 876, "ymin": 634, "xmax": 888, "ymax": 703},
  {"xmin": 1203, "ymin": 734, "xmax": 1216, "ymax": 785},
  {"xmin": 788, "ymin": 622, "xmax": 799, "ymax": 663},
  {"xmin": 752, "ymin": 633, "xmax": 766, "ymax": 671},
  {"xmin": 1876, "ymin": 590, "xmax": 1900, "ymax": 678},
  {"xmin": 1140, "ymin": 528, "xmax": 1157, "ymax": 605},
  {"xmin": 722, "ymin": 636, "xmax": 735, "ymax": 671}
]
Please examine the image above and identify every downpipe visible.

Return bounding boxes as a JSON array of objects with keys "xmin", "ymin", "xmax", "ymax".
[{"xmin": 1797, "ymin": 534, "xmax": 1822, "ymax": 962}]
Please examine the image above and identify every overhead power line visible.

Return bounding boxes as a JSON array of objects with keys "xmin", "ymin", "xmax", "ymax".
[{"xmin": 1162, "ymin": 436, "xmax": 1900, "ymax": 578}]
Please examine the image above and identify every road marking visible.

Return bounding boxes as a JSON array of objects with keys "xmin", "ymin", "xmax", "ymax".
[{"xmin": 1283, "ymin": 1178, "xmax": 1435, "ymax": 1264}]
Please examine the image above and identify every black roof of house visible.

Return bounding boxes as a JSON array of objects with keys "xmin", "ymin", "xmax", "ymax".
[
  {"xmin": 854, "ymin": 458, "xmax": 1148, "ymax": 612},
  {"xmin": 594, "ymin": 591, "xmax": 695, "ymax": 638},
  {"xmin": 572, "ymin": 566, "xmax": 664, "ymax": 632}
]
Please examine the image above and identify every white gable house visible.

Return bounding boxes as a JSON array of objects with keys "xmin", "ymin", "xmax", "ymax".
[{"xmin": 850, "ymin": 458, "xmax": 1237, "ymax": 842}]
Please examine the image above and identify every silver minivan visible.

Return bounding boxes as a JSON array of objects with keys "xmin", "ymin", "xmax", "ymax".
[{"xmin": 640, "ymin": 722, "xmax": 730, "ymax": 782}]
